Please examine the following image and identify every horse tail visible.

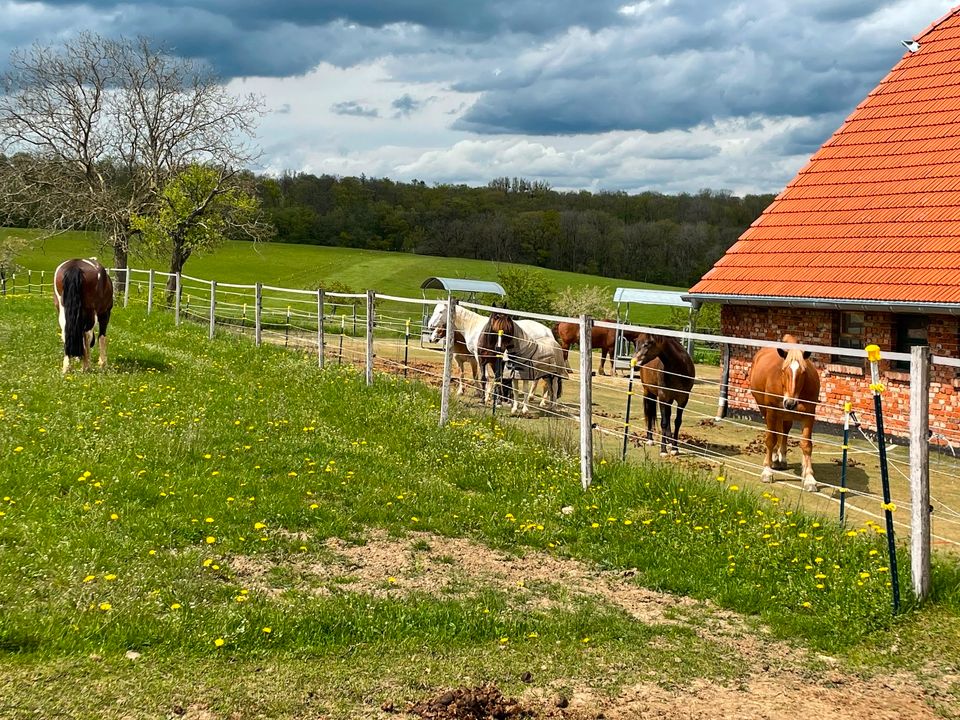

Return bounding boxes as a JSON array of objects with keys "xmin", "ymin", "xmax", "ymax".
[
  {"xmin": 555, "ymin": 374, "xmax": 563, "ymax": 400},
  {"xmin": 61, "ymin": 265, "xmax": 86, "ymax": 358}
]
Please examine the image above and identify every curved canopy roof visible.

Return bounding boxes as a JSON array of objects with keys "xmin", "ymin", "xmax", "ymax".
[
  {"xmin": 613, "ymin": 288, "xmax": 692, "ymax": 308},
  {"xmin": 420, "ymin": 277, "xmax": 505, "ymax": 295}
]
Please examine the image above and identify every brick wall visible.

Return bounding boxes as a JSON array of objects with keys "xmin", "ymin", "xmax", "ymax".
[{"xmin": 720, "ymin": 305, "xmax": 960, "ymax": 439}]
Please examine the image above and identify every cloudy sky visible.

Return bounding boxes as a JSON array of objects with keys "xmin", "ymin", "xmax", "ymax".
[{"xmin": 1, "ymin": 0, "xmax": 953, "ymax": 194}]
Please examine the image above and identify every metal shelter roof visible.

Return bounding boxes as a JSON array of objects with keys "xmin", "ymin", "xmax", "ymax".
[
  {"xmin": 420, "ymin": 277, "xmax": 505, "ymax": 295},
  {"xmin": 613, "ymin": 288, "xmax": 692, "ymax": 308}
]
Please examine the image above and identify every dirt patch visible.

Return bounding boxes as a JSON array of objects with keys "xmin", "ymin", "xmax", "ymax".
[
  {"xmin": 232, "ymin": 530, "xmax": 708, "ymax": 626},
  {"xmin": 404, "ymin": 685, "xmax": 532, "ymax": 719}
]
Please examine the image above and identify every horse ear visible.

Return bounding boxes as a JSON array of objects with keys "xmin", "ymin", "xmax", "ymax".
[
  {"xmin": 777, "ymin": 347, "xmax": 787, "ymax": 359},
  {"xmin": 802, "ymin": 351, "xmax": 812, "ymax": 360}
]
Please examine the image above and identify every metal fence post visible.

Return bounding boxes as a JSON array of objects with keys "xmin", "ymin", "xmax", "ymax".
[
  {"xmin": 317, "ymin": 289, "xmax": 325, "ymax": 368},
  {"xmin": 840, "ymin": 401, "xmax": 851, "ymax": 525},
  {"xmin": 147, "ymin": 270, "xmax": 154, "ymax": 314},
  {"xmin": 910, "ymin": 345, "xmax": 932, "ymax": 603},
  {"xmin": 580, "ymin": 314, "xmax": 594, "ymax": 490},
  {"xmin": 40, "ymin": 270, "xmax": 45, "ymax": 295},
  {"xmin": 365, "ymin": 290, "xmax": 375, "ymax": 386},
  {"xmin": 439, "ymin": 298, "xmax": 457, "ymax": 426},
  {"xmin": 209, "ymin": 280, "xmax": 217, "ymax": 340},
  {"xmin": 622, "ymin": 357, "xmax": 637, "ymax": 461},
  {"xmin": 866, "ymin": 344, "xmax": 900, "ymax": 615},
  {"xmin": 174, "ymin": 273, "xmax": 182, "ymax": 325},
  {"xmin": 28, "ymin": 270, "xmax": 32, "ymax": 294},
  {"xmin": 123, "ymin": 268, "xmax": 131, "ymax": 308},
  {"xmin": 255, "ymin": 283, "xmax": 262, "ymax": 347}
]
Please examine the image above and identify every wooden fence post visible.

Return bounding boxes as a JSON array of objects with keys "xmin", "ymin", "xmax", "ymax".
[
  {"xmin": 716, "ymin": 342, "xmax": 731, "ymax": 420},
  {"xmin": 365, "ymin": 290, "xmax": 375, "ymax": 386},
  {"xmin": 123, "ymin": 268, "xmax": 131, "ymax": 308},
  {"xmin": 147, "ymin": 270, "xmax": 154, "ymax": 314},
  {"xmin": 910, "ymin": 344, "xmax": 932, "ymax": 602},
  {"xmin": 317, "ymin": 289, "xmax": 325, "ymax": 368},
  {"xmin": 209, "ymin": 280, "xmax": 217, "ymax": 340},
  {"xmin": 255, "ymin": 283, "xmax": 262, "ymax": 347},
  {"xmin": 580, "ymin": 314, "xmax": 594, "ymax": 490},
  {"xmin": 439, "ymin": 297, "xmax": 457, "ymax": 426},
  {"xmin": 174, "ymin": 273, "xmax": 182, "ymax": 326}
]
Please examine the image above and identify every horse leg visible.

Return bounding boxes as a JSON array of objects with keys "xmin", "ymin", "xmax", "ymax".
[
  {"xmin": 774, "ymin": 420, "xmax": 792, "ymax": 470},
  {"xmin": 658, "ymin": 400, "xmax": 672, "ymax": 458},
  {"xmin": 800, "ymin": 420, "xmax": 817, "ymax": 492},
  {"xmin": 97, "ymin": 309, "xmax": 111, "ymax": 369},
  {"xmin": 82, "ymin": 330, "xmax": 92, "ymax": 372},
  {"xmin": 643, "ymin": 394, "xmax": 657, "ymax": 445},
  {"xmin": 455, "ymin": 357, "xmax": 465, "ymax": 396},
  {"xmin": 671, "ymin": 401, "xmax": 686, "ymax": 456},
  {"xmin": 468, "ymin": 356, "xmax": 479, "ymax": 397},
  {"xmin": 761, "ymin": 414, "xmax": 778, "ymax": 483}
]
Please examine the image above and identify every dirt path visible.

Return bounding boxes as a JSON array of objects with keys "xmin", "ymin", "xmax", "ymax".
[{"xmin": 232, "ymin": 530, "xmax": 950, "ymax": 719}]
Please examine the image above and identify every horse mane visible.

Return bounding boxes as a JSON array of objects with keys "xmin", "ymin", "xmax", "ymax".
[
  {"xmin": 780, "ymin": 333, "xmax": 808, "ymax": 364},
  {"xmin": 61, "ymin": 265, "xmax": 87, "ymax": 357}
]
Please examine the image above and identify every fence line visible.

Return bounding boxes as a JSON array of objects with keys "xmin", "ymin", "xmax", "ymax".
[{"xmin": 9, "ymin": 264, "xmax": 948, "ymax": 600}]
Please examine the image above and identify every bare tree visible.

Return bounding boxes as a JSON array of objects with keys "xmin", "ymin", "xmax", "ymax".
[{"xmin": 0, "ymin": 33, "xmax": 265, "ymax": 289}]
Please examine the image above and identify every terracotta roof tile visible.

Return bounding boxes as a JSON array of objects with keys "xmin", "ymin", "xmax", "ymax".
[{"xmin": 691, "ymin": 7, "xmax": 960, "ymax": 305}]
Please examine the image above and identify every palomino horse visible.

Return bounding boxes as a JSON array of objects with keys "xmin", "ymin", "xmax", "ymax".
[
  {"xmin": 53, "ymin": 258, "xmax": 114, "ymax": 373},
  {"xmin": 632, "ymin": 333, "xmax": 695, "ymax": 457},
  {"xmin": 429, "ymin": 324, "xmax": 480, "ymax": 396},
  {"xmin": 487, "ymin": 311, "xmax": 568, "ymax": 415},
  {"xmin": 553, "ymin": 321, "xmax": 640, "ymax": 375},
  {"xmin": 748, "ymin": 334, "xmax": 821, "ymax": 492}
]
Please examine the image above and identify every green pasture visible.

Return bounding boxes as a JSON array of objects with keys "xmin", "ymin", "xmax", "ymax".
[
  {"xmin": 5, "ymin": 228, "xmax": 681, "ymax": 326},
  {"xmin": 1, "ymin": 295, "xmax": 959, "ymax": 718}
]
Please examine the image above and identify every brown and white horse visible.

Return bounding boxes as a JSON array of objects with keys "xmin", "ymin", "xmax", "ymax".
[
  {"xmin": 748, "ymin": 334, "xmax": 821, "ymax": 492},
  {"xmin": 53, "ymin": 258, "xmax": 114, "ymax": 373},
  {"xmin": 553, "ymin": 321, "xmax": 640, "ymax": 375},
  {"xmin": 632, "ymin": 333, "xmax": 695, "ymax": 457},
  {"xmin": 488, "ymin": 311, "xmax": 567, "ymax": 415}
]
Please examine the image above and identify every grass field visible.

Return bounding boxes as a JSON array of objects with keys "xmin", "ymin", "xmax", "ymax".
[
  {"xmin": 2, "ymin": 294, "xmax": 960, "ymax": 718},
  {"xmin": 5, "ymin": 228, "xmax": 683, "ymax": 326}
]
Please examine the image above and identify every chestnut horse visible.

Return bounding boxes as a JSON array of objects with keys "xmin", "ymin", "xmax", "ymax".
[
  {"xmin": 632, "ymin": 333, "xmax": 695, "ymax": 457},
  {"xmin": 748, "ymin": 334, "xmax": 821, "ymax": 492},
  {"xmin": 553, "ymin": 321, "xmax": 640, "ymax": 375},
  {"xmin": 53, "ymin": 258, "xmax": 114, "ymax": 373}
]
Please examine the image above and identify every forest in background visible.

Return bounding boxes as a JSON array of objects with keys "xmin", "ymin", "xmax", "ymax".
[{"xmin": 256, "ymin": 174, "xmax": 775, "ymax": 289}]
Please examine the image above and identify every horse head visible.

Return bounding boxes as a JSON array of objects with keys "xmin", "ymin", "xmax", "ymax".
[
  {"xmin": 632, "ymin": 332, "xmax": 666, "ymax": 366},
  {"xmin": 488, "ymin": 312, "xmax": 516, "ymax": 352},
  {"xmin": 427, "ymin": 302, "xmax": 448, "ymax": 342},
  {"xmin": 776, "ymin": 334, "xmax": 814, "ymax": 410}
]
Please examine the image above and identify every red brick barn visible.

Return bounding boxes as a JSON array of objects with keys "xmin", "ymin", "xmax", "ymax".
[{"xmin": 688, "ymin": 8, "xmax": 960, "ymax": 438}]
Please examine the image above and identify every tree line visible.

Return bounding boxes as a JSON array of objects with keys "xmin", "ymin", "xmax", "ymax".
[{"xmin": 257, "ymin": 174, "xmax": 774, "ymax": 288}]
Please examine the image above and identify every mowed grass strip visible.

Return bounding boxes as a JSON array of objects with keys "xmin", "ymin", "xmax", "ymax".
[
  {"xmin": 1, "ymin": 295, "xmax": 959, "ymax": 713},
  {"xmin": 6, "ymin": 227, "xmax": 681, "ymax": 325}
]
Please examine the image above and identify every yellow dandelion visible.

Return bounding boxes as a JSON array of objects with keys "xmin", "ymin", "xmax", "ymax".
[
  {"xmin": 104, "ymin": 573, "xmax": 117, "ymax": 581},
  {"xmin": 262, "ymin": 627, "xmax": 272, "ymax": 634},
  {"xmin": 214, "ymin": 638, "xmax": 225, "ymax": 647},
  {"xmin": 110, "ymin": 513, "xmax": 119, "ymax": 521},
  {"xmin": 205, "ymin": 536, "xmax": 216, "ymax": 544},
  {"xmin": 254, "ymin": 522, "xmax": 266, "ymax": 530},
  {"xmin": 99, "ymin": 602, "xmax": 112, "ymax": 611},
  {"xmin": 82, "ymin": 574, "xmax": 96, "ymax": 583},
  {"xmin": 170, "ymin": 603, "xmax": 182, "ymax": 610}
]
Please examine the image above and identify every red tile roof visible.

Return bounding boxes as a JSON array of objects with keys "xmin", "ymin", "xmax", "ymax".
[{"xmin": 689, "ymin": 6, "xmax": 960, "ymax": 305}]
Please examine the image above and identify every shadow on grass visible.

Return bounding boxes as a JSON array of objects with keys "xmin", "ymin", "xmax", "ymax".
[{"xmin": 109, "ymin": 355, "xmax": 173, "ymax": 373}]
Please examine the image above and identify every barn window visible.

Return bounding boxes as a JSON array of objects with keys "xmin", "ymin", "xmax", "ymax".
[
  {"xmin": 833, "ymin": 311, "xmax": 864, "ymax": 365},
  {"xmin": 894, "ymin": 315, "xmax": 928, "ymax": 370}
]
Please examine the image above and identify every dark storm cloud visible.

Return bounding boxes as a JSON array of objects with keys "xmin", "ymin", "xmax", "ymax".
[
  {"xmin": 331, "ymin": 100, "xmax": 379, "ymax": 118},
  {"xmin": 2, "ymin": 0, "xmax": 936, "ymax": 139}
]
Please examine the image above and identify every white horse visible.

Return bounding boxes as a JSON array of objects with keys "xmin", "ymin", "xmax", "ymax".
[
  {"xmin": 427, "ymin": 302, "xmax": 499, "ymax": 399},
  {"xmin": 487, "ymin": 311, "xmax": 568, "ymax": 415}
]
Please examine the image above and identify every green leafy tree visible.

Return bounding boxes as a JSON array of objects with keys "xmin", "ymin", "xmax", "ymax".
[
  {"xmin": 552, "ymin": 285, "xmax": 615, "ymax": 319},
  {"xmin": 0, "ymin": 232, "xmax": 31, "ymax": 288},
  {"xmin": 130, "ymin": 165, "xmax": 273, "ymax": 299},
  {"xmin": 497, "ymin": 266, "xmax": 554, "ymax": 313}
]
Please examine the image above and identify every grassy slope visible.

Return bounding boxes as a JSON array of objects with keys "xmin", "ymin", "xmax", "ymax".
[
  {"xmin": 7, "ymin": 229, "xmax": 681, "ymax": 324},
  {"xmin": 1, "ymin": 295, "xmax": 958, "ymax": 717}
]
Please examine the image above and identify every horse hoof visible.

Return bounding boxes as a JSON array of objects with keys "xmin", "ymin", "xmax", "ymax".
[
  {"xmin": 645, "ymin": 439, "xmax": 655, "ymax": 447},
  {"xmin": 670, "ymin": 449, "xmax": 679, "ymax": 457},
  {"xmin": 659, "ymin": 451, "xmax": 669, "ymax": 458},
  {"xmin": 802, "ymin": 477, "xmax": 818, "ymax": 492},
  {"xmin": 761, "ymin": 469, "xmax": 774, "ymax": 483}
]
